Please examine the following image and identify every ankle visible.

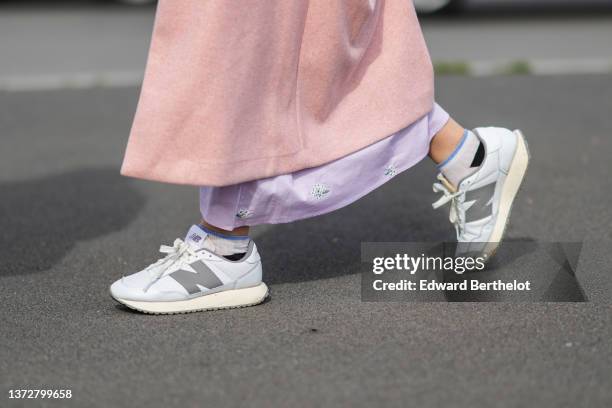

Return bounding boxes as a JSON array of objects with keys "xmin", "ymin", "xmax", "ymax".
[
  {"xmin": 429, "ymin": 118, "xmax": 466, "ymax": 164},
  {"xmin": 197, "ymin": 224, "xmax": 250, "ymax": 257},
  {"xmin": 438, "ymin": 129, "xmax": 484, "ymax": 188},
  {"xmin": 200, "ymin": 220, "xmax": 249, "ymax": 237}
]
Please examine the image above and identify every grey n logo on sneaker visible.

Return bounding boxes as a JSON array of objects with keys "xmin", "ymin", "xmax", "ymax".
[
  {"xmin": 169, "ymin": 261, "xmax": 223, "ymax": 294},
  {"xmin": 464, "ymin": 182, "xmax": 496, "ymax": 223}
]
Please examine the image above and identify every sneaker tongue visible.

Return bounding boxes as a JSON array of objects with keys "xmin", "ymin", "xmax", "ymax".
[
  {"xmin": 184, "ymin": 225, "xmax": 208, "ymax": 249},
  {"xmin": 438, "ymin": 173, "xmax": 458, "ymax": 192}
]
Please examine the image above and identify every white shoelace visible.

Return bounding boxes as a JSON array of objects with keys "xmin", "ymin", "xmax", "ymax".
[
  {"xmin": 143, "ymin": 238, "xmax": 197, "ymax": 290},
  {"xmin": 432, "ymin": 174, "xmax": 466, "ymax": 235}
]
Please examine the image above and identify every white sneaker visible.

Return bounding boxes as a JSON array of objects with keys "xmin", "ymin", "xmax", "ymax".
[
  {"xmin": 110, "ymin": 225, "xmax": 268, "ymax": 314},
  {"xmin": 432, "ymin": 127, "xmax": 530, "ymax": 259}
]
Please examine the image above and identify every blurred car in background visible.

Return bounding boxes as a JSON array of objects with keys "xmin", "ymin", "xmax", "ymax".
[
  {"xmin": 114, "ymin": 0, "xmax": 464, "ymax": 14},
  {"xmin": 112, "ymin": 0, "xmax": 612, "ymax": 14},
  {"xmin": 115, "ymin": 0, "xmax": 155, "ymax": 5},
  {"xmin": 413, "ymin": 0, "xmax": 464, "ymax": 13}
]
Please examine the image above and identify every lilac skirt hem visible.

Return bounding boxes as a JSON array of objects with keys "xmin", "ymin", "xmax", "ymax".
[{"xmin": 200, "ymin": 103, "xmax": 449, "ymax": 230}]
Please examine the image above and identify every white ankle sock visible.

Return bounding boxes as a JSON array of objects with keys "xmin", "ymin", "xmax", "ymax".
[
  {"xmin": 185, "ymin": 224, "xmax": 250, "ymax": 256},
  {"xmin": 203, "ymin": 233, "xmax": 249, "ymax": 256},
  {"xmin": 438, "ymin": 129, "xmax": 483, "ymax": 187}
]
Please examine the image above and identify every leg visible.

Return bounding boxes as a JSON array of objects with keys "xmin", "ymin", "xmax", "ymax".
[
  {"xmin": 197, "ymin": 220, "xmax": 251, "ymax": 259},
  {"xmin": 428, "ymin": 115, "xmax": 483, "ymax": 188},
  {"xmin": 201, "ymin": 219, "xmax": 249, "ymax": 237},
  {"xmin": 429, "ymin": 117, "xmax": 466, "ymax": 164}
]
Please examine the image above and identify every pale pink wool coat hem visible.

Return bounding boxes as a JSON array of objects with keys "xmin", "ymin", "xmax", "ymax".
[{"xmin": 121, "ymin": 0, "xmax": 434, "ymax": 186}]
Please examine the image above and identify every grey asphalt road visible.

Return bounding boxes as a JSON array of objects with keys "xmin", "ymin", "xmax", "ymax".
[{"xmin": 1, "ymin": 74, "xmax": 611, "ymax": 407}]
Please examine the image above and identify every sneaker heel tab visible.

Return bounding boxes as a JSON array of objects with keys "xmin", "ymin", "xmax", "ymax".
[{"xmin": 245, "ymin": 240, "xmax": 261, "ymax": 262}]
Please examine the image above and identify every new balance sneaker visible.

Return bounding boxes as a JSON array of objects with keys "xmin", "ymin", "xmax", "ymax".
[
  {"xmin": 432, "ymin": 127, "xmax": 529, "ymax": 259},
  {"xmin": 110, "ymin": 225, "xmax": 268, "ymax": 314}
]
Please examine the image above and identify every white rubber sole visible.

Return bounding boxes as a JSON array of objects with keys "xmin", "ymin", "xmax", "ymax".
[
  {"xmin": 482, "ymin": 129, "xmax": 530, "ymax": 258},
  {"xmin": 113, "ymin": 282, "xmax": 269, "ymax": 315}
]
